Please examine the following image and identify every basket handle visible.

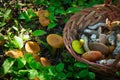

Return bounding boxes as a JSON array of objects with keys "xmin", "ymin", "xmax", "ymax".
[{"xmin": 104, "ymin": 0, "xmax": 120, "ymax": 8}]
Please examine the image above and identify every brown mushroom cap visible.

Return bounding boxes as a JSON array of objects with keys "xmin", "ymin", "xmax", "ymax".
[
  {"xmin": 25, "ymin": 41, "xmax": 40, "ymax": 54},
  {"xmin": 46, "ymin": 34, "xmax": 64, "ymax": 48},
  {"xmin": 5, "ymin": 49, "xmax": 23, "ymax": 58},
  {"xmin": 88, "ymin": 42, "xmax": 110, "ymax": 55},
  {"xmin": 37, "ymin": 10, "xmax": 50, "ymax": 27},
  {"xmin": 37, "ymin": 10, "xmax": 50, "ymax": 17},
  {"xmin": 82, "ymin": 51, "xmax": 103, "ymax": 62},
  {"xmin": 40, "ymin": 57, "xmax": 51, "ymax": 66}
]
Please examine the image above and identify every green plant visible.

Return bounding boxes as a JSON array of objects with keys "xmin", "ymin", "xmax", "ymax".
[
  {"xmin": 0, "ymin": 53, "xmax": 95, "ymax": 80},
  {"xmin": 19, "ymin": 9, "xmax": 37, "ymax": 22}
]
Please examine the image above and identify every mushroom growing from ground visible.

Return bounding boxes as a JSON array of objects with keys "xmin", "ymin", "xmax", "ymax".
[
  {"xmin": 88, "ymin": 42, "xmax": 110, "ymax": 55},
  {"xmin": 37, "ymin": 10, "xmax": 50, "ymax": 27},
  {"xmin": 46, "ymin": 34, "xmax": 64, "ymax": 54},
  {"xmin": 40, "ymin": 57, "xmax": 51, "ymax": 66},
  {"xmin": 25, "ymin": 41, "xmax": 40, "ymax": 54},
  {"xmin": 5, "ymin": 49, "xmax": 23, "ymax": 58}
]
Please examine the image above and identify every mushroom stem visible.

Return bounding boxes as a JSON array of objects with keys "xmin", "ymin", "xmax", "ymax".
[
  {"xmin": 52, "ymin": 47, "xmax": 57, "ymax": 55},
  {"xmin": 107, "ymin": 31, "xmax": 116, "ymax": 46},
  {"xmin": 81, "ymin": 34, "xmax": 90, "ymax": 52},
  {"xmin": 112, "ymin": 34, "xmax": 120, "ymax": 56},
  {"xmin": 88, "ymin": 23, "xmax": 106, "ymax": 30}
]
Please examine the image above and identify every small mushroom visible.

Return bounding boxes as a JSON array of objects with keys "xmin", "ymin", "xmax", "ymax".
[
  {"xmin": 82, "ymin": 51, "xmax": 103, "ymax": 62},
  {"xmin": 40, "ymin": 57, "xmax": 51, "ymax": 66},
  {"xmin": 37, "ymin": 10, "xmax": 50, "ymax": 27},
  {"xmin": 46, "ymin": 34, "xmax": 64, "ymax": 54},
  {"xmin": 88, "ymin": 42, "xmax": 110, "ymax": 55},
  {"xmin": 5, "ymin": 49, "xmax": 23, "ymax": 58},
  {"xmin": 25, "ymin": 41, "xmax": 40, "ymax": 54}
]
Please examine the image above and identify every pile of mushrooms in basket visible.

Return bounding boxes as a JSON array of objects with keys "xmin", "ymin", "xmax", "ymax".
[{"xmin": 71, "ymin": 19, "xmax": 120, "ymax": 67}]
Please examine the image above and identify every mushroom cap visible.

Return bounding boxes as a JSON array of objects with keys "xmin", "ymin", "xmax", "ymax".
[
  {"xmin": 46, "ymin": 34, "xmax": 64, "ymax": 48},
  {"xmin": 82, "ymin": 51, "xmax": 103, "ymax": 62},
  {"xmin": 88, "ymin": 42, "xmax": 110, "ymax": 55},
  {"xmin": 5, "ymin": 49, "xmax": 23, "ymax": 58},
  {"xmin": 110, "ymin": 21, "xmax": 120, "ymax": 31},
  {"xmin": 37, "ymin": 10, "xmax": 50, "ymax": 17},
  {"xmin": 37, "ymin": 10, "xmax": 50, "ymax": 27},
  {"xmin": 40, "ymin": 57, "xmax": 51, "ymax": 66},
  {"xmin": 25, "ymin": 41, "xmax": 40, "ymax": 54},
  {"xmin": 39, "ymin": 17, "xmax": 50, "ymax": 27}
]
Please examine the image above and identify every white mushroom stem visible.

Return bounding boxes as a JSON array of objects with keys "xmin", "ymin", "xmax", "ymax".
[
  {"xmin": 84, "ymin": 29, "xmax": 98, "ymax": 35},
  {"xmin": 107, "ymin": 31, "xmax": 116, "ymax": 46},
  {"xmin": 113, "ymin": 34, "xmax": 120, "ymax": 56},
  {"xmin": 81, "ymin": 34, "xmax": 90, "ymax": 52},
  {"xmin": 88, "ymin": 23, "xmax": 106, "ymax": 30}
]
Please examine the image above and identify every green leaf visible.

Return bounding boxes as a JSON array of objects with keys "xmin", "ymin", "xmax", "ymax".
[
  {"xmin": 0, "ymin": 36, "xmax": 4, "ymax": 41},
  {"xmin": 35, "ymin": 0, "xmax": 41, "ymax": 5},
  {"xmin": 19, "ymin": 12, "xmax": 30, "ymax": 22},
  {"xmin": 55, "ymin": 8, "xmax": 66, "ymax": 15},
  {"xmin": 79, "ymin": 69, "xmax": 89, "ymax": 79},
  {"xmin": 4, "ymin": 9, "xmax": 11, "ymax": 20},
  {"xmin": 14, "ymin": 36, "xmax": 24, "ymax": 49},
  {"xmin": 56, "ymin": 72, "xmax": 67, "ymax": 80},
  {"xmin": 32, "ymin": 30, "xmax": 46, "ymax": 36},
  {"xmin": 74, "ymin": 62, "xmax": 87, "ymax": 69},
  {"xmin": 29, "ymin": 60, "xmax": 40, "ymax": 69},
  {"xmin": 18, "ymin": 70, "xmax": 29, "ymax": 77},
  {"xmin": 27, "ymin": 9, "xmax": 36, "ymax": 18},
  {"xmin": 38, "ymin": 72, "xmax": 50, "ymax": 80},
  {"xmin": 24, "ymin": 53, "xmax": 34, "ymax": 63},
  {"xmin": 17, "ymin": 57, "xmax": 26, "ymax": 69},
  {"xmin": 48, "ymin": 22, "xmax": 57, "ymax": 29},
  {"xmin": 28, "ymin": 69, "xmax": 38, "ymax": 79},
  {"xmin": 0, "ymin": 22, "xmax": 6, "ymax": 27},
  {"xmin": 48, "ymin": 67, "xmax": 56, "ymax": 76},
  {"xmin": 66, "ymin": 7, "xmax": 82, "ymax": 14},
  {"xmin": 89, "ymin": 72, "xmax": 95, "ymax": 79},
  {"xmin": 1, "ymin": 58, "xmax": 15, "ymax": 74},
  {"xmin": 55, "ymin": 63, "xmax": 64, "ymax": 72}
]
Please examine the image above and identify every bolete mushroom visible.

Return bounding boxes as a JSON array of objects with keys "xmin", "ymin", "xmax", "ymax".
[
  {"xmin": 88, "ymin": 42, "xmax": 110, "ymax": 55},
  {"xmin": 46, "ymin": 34, "xmax": 64, "ymax": 54},
  {"xmin": 82, "ymin": 51, "xmax": 103, "ymax": 62},
  {"xmin": 5, "ymin": 49, "xmax": 23, "ymax": 58},
  {"xmin": 25, "ymin": 41, "xmax": 40, "ymax": 54}
]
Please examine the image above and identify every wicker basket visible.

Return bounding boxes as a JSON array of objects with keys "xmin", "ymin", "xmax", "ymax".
[{"xmin": 63, "ymin": 0, "xmax": 120, "ymax": 78}]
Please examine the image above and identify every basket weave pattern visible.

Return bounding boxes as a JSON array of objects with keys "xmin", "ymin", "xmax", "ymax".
[{"xmin": 63, "ymin": 0, "xmax": 120, "ymax": 77}]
